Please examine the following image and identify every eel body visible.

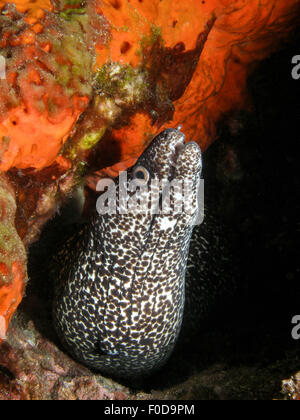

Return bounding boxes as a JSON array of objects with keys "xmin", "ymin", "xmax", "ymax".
[{"xmin": 53, "ymin": 128, "xmax": 231, "ymax": 378}]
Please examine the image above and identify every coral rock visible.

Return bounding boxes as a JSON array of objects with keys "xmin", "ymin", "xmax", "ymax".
[{"xmin": 0, "ymin": 173, "xmax": 27, "ymax": 343}]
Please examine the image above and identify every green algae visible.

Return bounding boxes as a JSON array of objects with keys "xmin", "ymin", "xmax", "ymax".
[
  {"xmin": 79, "ymin": 128, "xmax": 106, "ymax": 151},
  {"xmin": 137, "ymin": 25, "xmax": 163, "ymax": 57},
  {"xmin": 96, "ymin": 63, "xmax": 137, "ymax": 96},
  {"xmin": 0, "ymin": 179, "xmax": 27, "ymax": 286},
  {"xmin": 95, "ymin": 62, "xmax": 149, "ymax": 106},
  {"xmin": 0, "ymin": 223, "xmax": 15, "ymax": 252},
  {"xmin": 51, "ymin": 16, "xmax": 93, "ymax": 96},
  {"xmin": 63, "ymin": 127, "xmax": 106, "ymax": 163},
  {"xmin": 59, "ymin": 8, "xmax": 86, "ymax": 21}
]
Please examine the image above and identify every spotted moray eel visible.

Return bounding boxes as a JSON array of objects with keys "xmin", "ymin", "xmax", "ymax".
[{"xmin": 53, "ymin": 128, "xmax": 231, "ymax": 378}]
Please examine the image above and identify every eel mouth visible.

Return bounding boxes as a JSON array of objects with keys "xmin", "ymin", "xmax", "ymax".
[
  {"xmin": 171, "ymin": 142, "xmax": 186, "ymax": 167},
  {"xmin": 165, "ymin": 129, "xmax": 186, "ymax": 177}
]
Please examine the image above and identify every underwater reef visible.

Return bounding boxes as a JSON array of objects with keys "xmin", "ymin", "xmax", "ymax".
[{"xmin": 0, "ymin": 0, "xmax": 299, "ymax": 400}]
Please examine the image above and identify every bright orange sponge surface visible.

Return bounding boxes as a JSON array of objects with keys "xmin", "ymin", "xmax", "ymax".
[
  {"xmin": 96, "ymin": 0, "xmax": 300, "ymax": 169},
  {"xmin": 0, "ymin": 0, "xmax": 299, "ymax": 173}
]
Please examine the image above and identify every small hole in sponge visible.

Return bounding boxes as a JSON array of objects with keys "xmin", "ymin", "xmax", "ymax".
[
  {"xmin": 120, "ymin": 41, "xmax": 131, "ymax": 54},
  {"xmin": 110, "ymin": 0, "xmax": 121, "ymax": 9}
]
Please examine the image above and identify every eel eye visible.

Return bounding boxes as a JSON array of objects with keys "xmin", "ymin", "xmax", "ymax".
[{"xmin": 133, "ymin": 166, "xmax": 150, "ymax": 186}]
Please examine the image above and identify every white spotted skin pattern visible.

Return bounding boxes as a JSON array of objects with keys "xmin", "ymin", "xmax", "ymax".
[{"xmin": 53, "ymin": 129, "xmax": 202, "ymax": 378}]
